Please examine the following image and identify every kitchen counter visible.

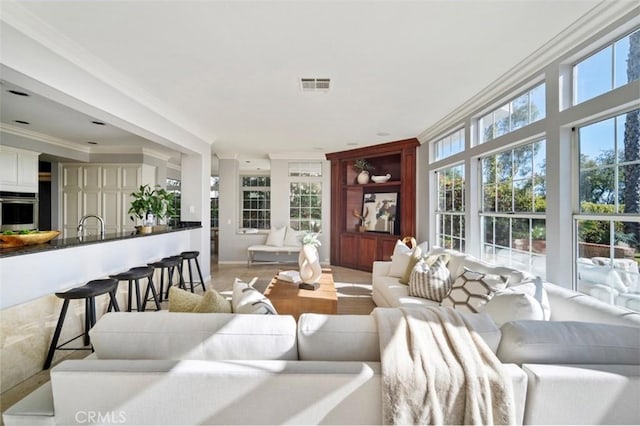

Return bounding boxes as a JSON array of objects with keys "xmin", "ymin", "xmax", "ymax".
[
  {"xmin": 0, "ymin": 223, "xmax": 202, "ymax": 258},
  {"xmin": 0, "ymin": 223, "xmax": 205, "ymax": 309}
]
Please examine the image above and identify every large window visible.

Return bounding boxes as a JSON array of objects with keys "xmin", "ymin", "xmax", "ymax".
[
  {"xmin": 575, "ymin": 109, "xmax": 640, "ymax": 310},
  {"xmin": 240, "ymin": 175, "xmax": 270, "ymax": 229},
  {"xmin": 573, "ymin": 28, "xmax": 639, "ymax": 105},
  {"xmin": 289, "ymin": 162, "xmax": 322, "ymax": 232},
  {"xmin": 436, "ymin": 164, "xmax": 465, "ymax": 251},
  {"xmin": 434, "ymin": 128, "xmax": 465, "ymax": 161},
  {"xmin": 479, "ymin": 83, "xmax": 546, "ymax": 143},
  {"xmin": 481, "ymin": 140, "xmax": 547, "ymax": 277}
]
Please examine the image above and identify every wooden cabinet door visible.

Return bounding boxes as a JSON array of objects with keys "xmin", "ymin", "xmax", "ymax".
[
  {"xmin": 357, "ymin": 234, "xmax": 378, "ymax": 270},
  {"xmin": 339, "ymin": 233, "xmax": 358, "ymax": 268}
]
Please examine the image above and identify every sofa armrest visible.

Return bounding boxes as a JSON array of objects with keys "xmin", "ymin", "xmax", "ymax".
[{"xmin": 372, "ymin": 261, "xmax": 391, "ymax": 277}]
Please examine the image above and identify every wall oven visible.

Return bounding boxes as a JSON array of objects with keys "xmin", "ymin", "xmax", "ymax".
[{"xmin": 0, "ymin": 191, "xmax": 38, "ymax": 231}]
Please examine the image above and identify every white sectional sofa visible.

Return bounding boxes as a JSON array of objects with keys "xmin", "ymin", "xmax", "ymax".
[{"xmin": 4, "ymin": 247, "xmax": 640, "ymax": 425}]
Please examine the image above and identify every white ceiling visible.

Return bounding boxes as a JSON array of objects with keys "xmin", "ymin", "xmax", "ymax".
[{"xmin": 1, "ymin": 0, "xmax": 605, "ymax": 162}]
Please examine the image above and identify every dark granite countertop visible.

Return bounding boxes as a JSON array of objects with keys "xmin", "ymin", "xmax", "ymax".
[{"xmin": 0, "ymin": 222, "xmax": 202, "ymax": 258}]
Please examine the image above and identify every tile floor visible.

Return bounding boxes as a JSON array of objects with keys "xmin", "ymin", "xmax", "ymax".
[{"xmin": 0, "ymin": 260, "xmax": 374, "ymax": 420}]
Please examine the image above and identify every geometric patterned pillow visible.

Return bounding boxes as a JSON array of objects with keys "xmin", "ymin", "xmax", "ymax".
[
  {"xmin": 441, "ymin": 268, "xmax": 509, "ymax": 313},
  {"xmin": 408, "ymin": 257, "xmax": 452, "ymax": 302}
]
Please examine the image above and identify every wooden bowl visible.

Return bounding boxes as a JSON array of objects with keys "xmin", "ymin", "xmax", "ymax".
[{"xmin": 0, "ymin": 230, "xmax": 61, "ymax": 248}]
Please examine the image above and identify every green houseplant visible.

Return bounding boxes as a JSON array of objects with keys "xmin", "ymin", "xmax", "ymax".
[{"xmin": 128, "ymin": 185, "xmax": 176, "ymax": 232}]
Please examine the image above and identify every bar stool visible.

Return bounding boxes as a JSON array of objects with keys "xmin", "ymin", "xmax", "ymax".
[
  {"xmin": 43, "ymin": 278, "xmax": 119, "ymax": 369},
  {"xmin": 179, "ymin": 251, "xmax": 206, "ymax": 293},
  {"xmin": 110, "ymin": 266, "xmax": 161, "ymax": 312},
  {"xmin": 148, "ymin": 255, "xmax": 184, "ymax": 302}
]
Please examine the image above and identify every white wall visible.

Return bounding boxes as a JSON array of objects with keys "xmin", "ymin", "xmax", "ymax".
[{"xmin": 217, "ymin": 157, "xmax": 331, "ymax": 263}]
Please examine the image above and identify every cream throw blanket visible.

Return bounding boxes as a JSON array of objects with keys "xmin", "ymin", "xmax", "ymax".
[{"xmin": 373, "ymin": 307, "xmax": 515, "ymax": 425}]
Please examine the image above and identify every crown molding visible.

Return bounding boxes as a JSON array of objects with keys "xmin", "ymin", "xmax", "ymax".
[
  {"xmin": 0, "ymin": 123, "xmax": 91, "ymax": 154},
  {"xmin": 418, "ymin": 1, "xmax": 640, "ymax": 143},
  {"xmin": 214, "ymin": 153, "xmax": 239, "ymax": 160}
]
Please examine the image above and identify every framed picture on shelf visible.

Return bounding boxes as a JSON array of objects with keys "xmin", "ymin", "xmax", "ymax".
[{"xmin": 361, "ymin": 192, "xmax": 399, "ymax": 234}]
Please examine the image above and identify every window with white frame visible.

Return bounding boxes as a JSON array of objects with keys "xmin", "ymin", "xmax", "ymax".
[
  {"xmin": 434, "ymin": 128, "xmax": 465, "ymax": 161},
  {"xmin": 480, "ymin": 140, "xmax": 547, "ymax": 277},
  {"xmin": 240, "ymin": 175, "xmax": 270, "ymax": 229},
  {"xmin": 479, "ymin": 83, "xmax": 546, "ymax": 144},
  {"xmin": 573, "ymin": 28, "xmax": 639, "ymax": 105},
  {"xmin": 575, "ymin": 109, "xmax": 639, "ymax": 310},
  {"xmin": 436, "ymin": 164, "xmax": 465, "ymax": 251},
  {"xmin": 289, "ymin": 162, "xmax": 322, "ymax": 232}
]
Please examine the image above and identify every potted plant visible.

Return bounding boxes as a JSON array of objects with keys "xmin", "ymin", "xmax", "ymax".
[
  {"xmin": 353, "ymin": 159, "xmax": 373, "ymax": 184},
  {"xmin": 128, "ymin": 184, "xmax": 176, "ymax": 233},
  {"xmin": 148, "ymin": 187, "xmax": 176, "ymax": 230}
]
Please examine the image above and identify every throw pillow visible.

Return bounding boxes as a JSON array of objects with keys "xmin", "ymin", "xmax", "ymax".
[
  {"xmin": 168, "ymin": 287, "xmax": 231, "ymax": 313},
  {"xmin": 232, "ymin": 278, "xmax": 278, "ymax": 315},
  {"xmin": 283, "ymin": 226, "xmax": 303, "ymax": 247},
  {"xmin": 441, "ymin": 268, "xmax": 509, "ymax": 313},
  {"xmin": 480, "ymin": 291, "xmax": 544, "ymax": 326},
  {"xmin": 408, "ymin": 257, "xmax": 452, "ymax": 302},
  {"xmin": 400, "ymin": 252, "xmax": 451, "ymax": 285},
  {"xmin": 388, "ymin": 240, "xmax": 413, "ymax": 277},
  {"xmin": 507, "ymin": 276, "xmax": 551, "ymax": 320},
  {"xmin": 265, "ymin": 226, "xmax": 286, "ymax": 247}
]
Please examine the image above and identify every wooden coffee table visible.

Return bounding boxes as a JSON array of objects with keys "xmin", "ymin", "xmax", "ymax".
[{"xmin": 264, "ymin": 269, "xmax": 337, "ymax": 320}]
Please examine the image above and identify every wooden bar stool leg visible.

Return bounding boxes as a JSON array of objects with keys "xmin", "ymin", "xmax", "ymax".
[
  {"xmin": 83, "ymin": 300, "xmax": 91, "ymax": 346},
  {"xmin": 127, "ymin": 280, "xmax": 133, "ymax": 312},
  {"xmin": 134, "ymin": 279, "xmax": 142, "ymax": 311},
  {"xmin": 194, "ymin": 258, "xmax": 205, "ymax": 291},
  {"xmin": 187, "ymin": 260, "xmax": 195, "ymax": 292},
  {"xmin": 108, "ymin": 290, "xmax": 120, "ymax": 312},
  {"xmin": 44, "ymin": 299, "xmax": 70, "ymax": 370}
]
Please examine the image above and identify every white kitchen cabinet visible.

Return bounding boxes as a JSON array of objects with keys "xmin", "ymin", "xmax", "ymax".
[
  {"xmin": 0, "ymin": 146, "xmax": 39, "ymax": 193},
  {"xmin": 60, "ymin": 164, "xmax": 151, "ymax": 237}
]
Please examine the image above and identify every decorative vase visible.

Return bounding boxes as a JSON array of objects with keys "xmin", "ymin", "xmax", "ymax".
[
  {"xmin": 298, "ymin": 244, "xmax": 322, "ymax": 285},
  {"xmin": 357, "ymin": 170, "xmax": 370, "ymax": 184}
]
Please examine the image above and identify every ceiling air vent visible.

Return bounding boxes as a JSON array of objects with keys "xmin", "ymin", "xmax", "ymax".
[{"xmin": 300, "ymin": 78, "xmax": 331, "ymax": 92}]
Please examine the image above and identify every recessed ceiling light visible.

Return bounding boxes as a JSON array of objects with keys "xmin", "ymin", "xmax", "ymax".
[
  {"xmin": 8, "ymin": 89, "xmax": 29, "ymax": 97},
  {"xmin": 313, "ymin": 147, "xmax": 324, "ymax": 151},
  {"xmin": 245, "ymin": 160, "xmax": 251, "ymax": 163},
  {"xmin": 91, "ymin": 120, "xmax": 106, "ymax": 125},
  {"xmin": 376, "ymin": 132, "xmax": 390, "ymax": 137},
  {"xmin": 87, "ymin": 141, "xmax": 98, "ymax": 145},
  {"xmin": 347, "ymin": 142, "xmax": 359, "ymax": 146},
  {"xmin": 14, "ymin": 120, "xmax": 30, "ymax": 125}
]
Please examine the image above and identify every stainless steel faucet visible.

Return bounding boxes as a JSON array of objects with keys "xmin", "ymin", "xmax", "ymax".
[{"xmin": 77, "ymin": 214, "xmax": 105, "ymax": 238}]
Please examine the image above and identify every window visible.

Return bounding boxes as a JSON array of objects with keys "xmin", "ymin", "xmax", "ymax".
[
  {"xmin": 480, "ymin": 140, "xmax": 547, "ymax": 277},
  {"xmin": 166, "ymin": 178, "xmax": 181, "ymax": 225},
  {"xmin": 479, "ymin": 83, "xmax": 546, "ymax": 143},
  {"xmin": 289, "ymin": 162, "xmax": 322, "ymax": 232},
  {"xmin": 574, "ymin": 28, "xmax": 640, "ymax": 105},
  {"xmin": 434, "ymin": 128, "xmax": 465, "ymax": 161},
  {"xmin": 436, "ymin": 164, "xmax": 465, "ymax": 251},
  {"xmin": 210, "ymin": 176, "xmax": 219, "ymax": 228},
  {"xmin": 575, "ymin": 110, "xmax": 640, "ymax": 310},
  {"xmin": 288, "ymin": 162, "xmax": 322, "ymax": 177},
  {"xmin": 240, "ymin": 176, "xmax": 270, "ymax": 229}
]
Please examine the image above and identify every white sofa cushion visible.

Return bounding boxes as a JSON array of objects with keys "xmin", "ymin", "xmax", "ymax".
[
  {"xmin": 283, "ymin": 226, "xmax": 303, "ymax": 247},
  {"xmin": 497, "ymin": 320, "xmax": 640, "ymax": 365},
  {"xmin": 480, "ymin": 291, "xmax": 544, "ymax": 326},
  {"xmin": 89, "ymin": 312, "xmax": 298, "ymax": 360},
  {"xmin": 522, "ymin": 364, "xmax": 640, "ymax": 425},
  {"xmin": 298, "ymin": 314, "xmax": 380, "ymax": 361},
  {"xmin": 373, "ymin": 275, "xmax": 441, "ymax": 308}
]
